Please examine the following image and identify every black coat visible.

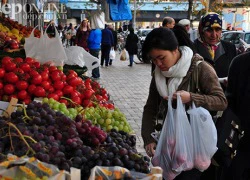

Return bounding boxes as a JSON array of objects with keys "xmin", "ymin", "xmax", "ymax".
[
  {"xmin": 194, "ymin": 40, "xmax": 237, "ymax": 78},
  {"xmin": 125, "ymin": 33, "xmax": 138, "ymax": 55},
  {"xmin": 226, "ymin": 52, "xmax": 250, "ymax": 151}
]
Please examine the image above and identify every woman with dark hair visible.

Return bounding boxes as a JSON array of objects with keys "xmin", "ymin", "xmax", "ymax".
[
  {"xmin": 125, "ymin": 28, "xmax": 138, "ymax": 67},
  {"xmin": 151, "ymin": 24, "xmax": 196, "ymax": 73},
  {"xmin": 75, "ymin": 18, "xmax": 91, "ymax": 51},
  {"xmin": 141, "ymin": 27, "xmax": 227, "ymax": 180}
]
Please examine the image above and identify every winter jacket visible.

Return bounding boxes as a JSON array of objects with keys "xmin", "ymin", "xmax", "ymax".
[
  {"xmin": 75, "ymin": 29, "xmax": 90, "ymax": 51},
  {"xmin": 101, "ymin": 28, "xmax": 114, "ymax": 46},
  {"xmin": 88, "ymin": 29, "xmax": 102, "ymax": 50},
  {"xmin": 125, "ymin": 33, "xmax": 138, "ymax": 55},
  {"xmin": 226, "ymin": 52, "xmax": 250, "ymax": 151},
  {"xmin": 141, "ymin": 54, "xmax": 227, "ymax": 146},
  {"xmin": 194, "ymin": 39, "xmax": 236, "ymax": 78}
]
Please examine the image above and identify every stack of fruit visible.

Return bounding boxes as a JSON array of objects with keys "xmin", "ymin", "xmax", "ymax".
[
  {"xmin": 0, "ymin": 16, "xmax": 41, "ymax": 51},
  {"xmin": 0, "ymin": 56, "xmax": 113, "ymax": 109},
  {"xmin": 0, "ymin": 101, "xmax": 150, "ymax": 179}
]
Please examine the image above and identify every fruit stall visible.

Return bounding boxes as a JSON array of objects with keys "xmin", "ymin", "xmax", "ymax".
[{"xmin": 0, "ymin": 17, "xmax": 161, "ymax": 180}]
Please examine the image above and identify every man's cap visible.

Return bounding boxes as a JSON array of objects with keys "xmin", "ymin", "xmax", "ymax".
[{"xmin": 178, "ymin": 19, "xmax": 190, "ymax": 26}]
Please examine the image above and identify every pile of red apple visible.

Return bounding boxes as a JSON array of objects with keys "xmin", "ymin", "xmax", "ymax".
[
  {"xmin": 0, "ymin": 32, "xmax": 20, "ymax": 50},
  {"xmin": 0, "ymin": 56, "xmax": 114, "ymax": 109}
]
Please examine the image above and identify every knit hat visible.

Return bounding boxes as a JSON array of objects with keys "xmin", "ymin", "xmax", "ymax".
[
  {"xmin": 200, "ymin": 12, "xmax": 222, "ymax": 31},
  {"xmin": 178, "ymin": 19, "xmax": 190, "ymax": 26}
]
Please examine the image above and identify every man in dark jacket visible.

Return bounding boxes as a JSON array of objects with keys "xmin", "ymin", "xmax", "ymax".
[
  {"xmin": 101, "ymin": 24, "xmax": 114, "ymax": 67},
  {"xmin": 223, "ymin": 52, "xmax": 250, "ymax": 180},
  {"xmin": 108, "ymin": 24, "xmax": 117, "ymax": 65},
  {"xmin": 194, "ymin": 12, "xmax": 237, "ymax": 91}
]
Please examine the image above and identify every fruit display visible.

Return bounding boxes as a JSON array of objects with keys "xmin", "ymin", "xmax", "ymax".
[
  {"xmin": 0, "ymin": 16, "xmax": 41, "ymax": 51},
  {"xmin": 0, "ymin": 101, "xmax": 150, "ymax": 179},
  {"xmin": 83, "ymin": 106, "xmax": 133, "ymax": 133},
  {"xmin": 0, "ymin": 56, "xmax": 113, "ymax": 109}
]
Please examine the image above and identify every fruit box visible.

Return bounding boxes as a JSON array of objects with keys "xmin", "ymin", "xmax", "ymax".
[
  {"xmin": 0, "ymin": 154, "xmax": 79, "ymax": 180},
  {"xmin": 89, "ymin": 166, "xmax": 163, "ymax": 180},
  {"xmin": 0, "ymin": 97, "xmax": 18, "ymax": 118}
]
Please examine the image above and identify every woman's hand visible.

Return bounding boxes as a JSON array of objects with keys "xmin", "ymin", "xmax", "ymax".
[
  {"xmin": 145, "ymin": 142, "xmax": 157, "ymax": 157},
  {"xmin": 173, "ymin": 90, "xmax": 191, "ymax": 104}
]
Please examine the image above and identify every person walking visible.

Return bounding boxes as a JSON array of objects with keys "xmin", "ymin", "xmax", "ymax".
[
  {"xmin": 141, "ymin": 27, "xmax": 227, "ymax": 180},
  {"xmin": 88, "ymin": 28, "xmax": 102, "ymax": 79},
  {"xmin": 46, "ymin": 20, "xmax": 58, "ymax": 38},
  {"xmin": 75, "ymin": 18, "xmax": 91, "ymax": 52},
  {"xmin": 66, "ymin": 25, "xmax": 77, "ymax": 46},
  {"xmin": 222, "ymin": 52, "xmax": 250, "ymax": 180},
  {"xmin": 194, "ymin": 12, "xmax": 237, "ymax": 91},
  {"xmin": 162, "ymin": 16, "xmax": 175, "ymax": 29},
  {"xmin": 108, "ymin": 24, "xmax": 118, "ymax": 66},
  {"xmin": 100, "ymin": 24, "xmax": 114, "ymax": 67},
  {"xmin": 125, "ymin": 28, "xmax": 138, "ymax": 67}
]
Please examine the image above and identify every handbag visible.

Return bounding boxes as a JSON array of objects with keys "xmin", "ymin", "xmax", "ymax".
[{"xmin": 213, "ymin": 108, "xmax": 244, "ymax": 167}]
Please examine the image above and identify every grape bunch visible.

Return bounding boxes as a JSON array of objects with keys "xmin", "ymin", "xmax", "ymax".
[
  {"xmin": 0, "ymin": 101, "xmax": 150, "ymax": 179},
  {"xmin": 42, "ymin": 97, "xmax": 80, "ymax": 120},
  {"xmin": 83, "ymin": 106, "xmax": 133, "ymax": 133}
]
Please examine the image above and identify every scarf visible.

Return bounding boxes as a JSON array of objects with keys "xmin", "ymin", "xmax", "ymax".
[{"xmin": 154, "ymin": 46, "xmax": 193, "ymax": 98}]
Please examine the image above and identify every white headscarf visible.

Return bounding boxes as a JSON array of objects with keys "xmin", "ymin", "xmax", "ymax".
[{"xmin": 154, "ymin": 46, "xmax": 193, "ymax": 98}]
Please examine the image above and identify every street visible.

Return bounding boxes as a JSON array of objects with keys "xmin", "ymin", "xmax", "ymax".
[{"xmin": 97, "ymin": 54, "xmax": 152, "ymax": 155}]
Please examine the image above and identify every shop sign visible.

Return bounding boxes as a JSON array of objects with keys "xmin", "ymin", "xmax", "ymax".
[{"xmin": 0, "ymin": 2, "xmax": 67, "ymax": 20}]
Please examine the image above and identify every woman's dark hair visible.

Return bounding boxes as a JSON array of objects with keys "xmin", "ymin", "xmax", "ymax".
[
  {"xmin": 142, "ymin": 27, "xmax": 178, "ymax": 63},
  {"xmin": 129, "ymin": 27, "xmax": 134, "ymax": 34},
  {"xmin": 172, "ymin": 24, "xmax": 196, "ymax": 53}
]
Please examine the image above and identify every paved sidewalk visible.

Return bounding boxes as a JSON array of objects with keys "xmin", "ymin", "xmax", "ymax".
[{"xmin": 96, "ymin": 55, "xmax": 152, "ymax": 155}]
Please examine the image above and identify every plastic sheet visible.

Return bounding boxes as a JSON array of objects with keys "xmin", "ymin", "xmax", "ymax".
[{"xmin": 64, "ymin": 46, "xmax": 99, "ymax": 71}]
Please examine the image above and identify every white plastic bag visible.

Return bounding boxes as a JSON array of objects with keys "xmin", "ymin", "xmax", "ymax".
[
  {"xmin": 42, "ymin": 24, "xmax": 67, "ymax": 66},
  {"xmin": 152, "ymin": 95, "xmax": 180, "ymax": 180},
  {"xmin": 64, "ymin": 46, "xmax": 99, "ymax": 71},
  {"xmin": 110, "ymin": 48, "xmax": 116, "ymax": 60},
  {"xmin": 90, "ymin": 11, "xmax": 105, "ymax": 29},
  {"xmin": 24, "ymin": 25, "xmax": 44, "ymax": 61},
  {"xmin": 171, "ymin": 94, "xmax": 194, "ymax": 173},
  {"xmin": 24, "ymin": 24, "xmax": 68, "ymax": 66},
  {"xmin": 188, "ymin": 103, "xmax": 218, "ymax": 171}
]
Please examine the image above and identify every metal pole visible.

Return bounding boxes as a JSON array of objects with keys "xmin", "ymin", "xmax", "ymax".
[{"xmin": 133, "ymin": 0, "xmax": 136, "ymax": 29}]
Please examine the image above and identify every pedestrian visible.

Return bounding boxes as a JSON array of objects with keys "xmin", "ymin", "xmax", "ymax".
[
  {"xmin": 125, "ymin": 28, "xmax": 138, "ymax": 67},
  {"xmin": 178, "ymin": 19, "xmax": 191, "ymax": 33},
  {"xmin": 46, "ymin": 20, "xmax": 58, "ymax": 38},
  {"xmin": 66, "ymin": 25, "xmax": 77, "ymax": 46},
  {"xmin": 75, "ymin": 18, "xmax": 91, "ymax": 52},
  {"xmin": 222, "ymin": 52, "xmax": 250, "ymax": 180},
  {"xmin": 88, "ymin": 28, "xmax": 102, "ymax": 79},
  {"xmin": 194, "ymin": 12, "xmax": 237, "ymax": 91},
  {"xmin": 141, "ymin": 27, "xmax": 227, "ymax": 180},
  {"xmin": 118, "ymin": 26, "xmax": 123, "ymax": 33},
  {"xmin": 162, "ymin": 16, "xmax": 175, "ymax": 29},
  {"xmin": 108, "ymin": 24, "xmax": 118, "ymax": 66},
  {"xmin": 100, "ymin": 24, "xmax": 114, "ymax": 67}
]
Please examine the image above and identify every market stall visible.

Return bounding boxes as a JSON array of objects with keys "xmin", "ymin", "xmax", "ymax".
[{"xmin": 0, "ymin": 17, "xmax": 158, "ymax": 180}]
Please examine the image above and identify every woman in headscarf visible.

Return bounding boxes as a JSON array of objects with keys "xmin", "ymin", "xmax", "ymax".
[{"xmin": 194, "ymin": 12, "xmax": 237, "ymax": 90}]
